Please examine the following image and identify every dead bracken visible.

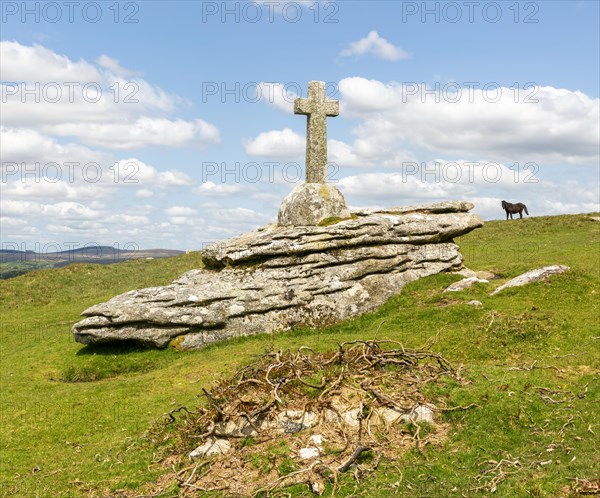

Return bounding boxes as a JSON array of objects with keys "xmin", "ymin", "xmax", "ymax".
[{"xmin": 151, "ymin": 337, "xmax": 476, "ymax": 496}]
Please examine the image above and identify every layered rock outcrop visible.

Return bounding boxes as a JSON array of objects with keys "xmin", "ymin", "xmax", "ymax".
[{"xmin": 71, "ymin": 201, "xmax": 482, "ymax": 349}]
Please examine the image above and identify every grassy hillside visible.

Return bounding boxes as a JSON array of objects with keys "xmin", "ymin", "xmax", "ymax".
[
  {"xmin": 1, "ymin": 214, "xmax": 598, "ymax": 497},
  {"xmin": 0, "ymin": 248, "xmax": 184, "ymax": 280}
]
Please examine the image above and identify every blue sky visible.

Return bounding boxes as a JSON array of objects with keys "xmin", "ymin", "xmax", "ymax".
[{"xmin": 1, "ymin": 0, "xmax": 599, "ymax": 251}]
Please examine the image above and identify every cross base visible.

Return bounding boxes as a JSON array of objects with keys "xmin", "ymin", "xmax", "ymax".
[{"xmin": 278, "ymin": 183, "xmax": 351, "ymax": 226}]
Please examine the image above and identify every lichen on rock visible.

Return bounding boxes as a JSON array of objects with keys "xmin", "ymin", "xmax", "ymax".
[
  {"xmin": 277, "ymin": 183, "xmax": 351, "ymax": 227},
  {"xmin": 71, "ymin": 201, "xmax": 483, "ymax": 349}
]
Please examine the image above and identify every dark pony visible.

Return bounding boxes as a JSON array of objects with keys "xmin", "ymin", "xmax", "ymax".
[{"xmin": 501, "ymin": 200, "xmax": 529, "ymax": 219}]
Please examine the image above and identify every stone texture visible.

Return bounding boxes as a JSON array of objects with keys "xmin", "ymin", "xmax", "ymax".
[
  {"xmin": 475, "ymin": 270, "xmax": 498, "ymax": 280},
  {"xmin": 214, "ymin": 419, "xmax": 258, "ymax": 438},
  {"xmin": 278, "ymin": 183, "xmax": 350, "ymax": 226},
  {"xmin": 294, "ymin": 80, "xmax": 339, "ymax": 184},
  {"xmin": 371, "ymin": 405, "xmax": 435, "ymax": 425},
  {"xmin": 276, "ymin": 410, "xmax": 319, "ymax": 434},
  {"xmin": 308, "ymin": 434, "xmax": 324, "ymax": 447},
  {"xmin": 299, "ymin": 447, "xmax": 320, "ymax": 460},
  {"xmin": 443, "ymin": 276, "xmax": 489, "ymax": 292},
  {"xmin": 353, "ymin": 201, "xmax": 475, "ymax": 217},
  {"xmin": 404, "ymin": 405, "xmax": 435, "ymax": 424},
  {"xmin": 71, "ymin": 202, "xmax": 482, "ymax": 349},
  {"xmin": 490, "ymin": 265, "xmax": 569, "ymax": 295},
  {"xmin": 190, "ymin": 438, "xmax": 232, "ymax": 459},
  {"xmin": 456, "ymin": 267, "xmax": 478, "ymax": 278}
]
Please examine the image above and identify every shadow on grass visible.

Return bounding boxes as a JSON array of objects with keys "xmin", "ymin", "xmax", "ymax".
[
  {"xmin": 59, "ymin": 341, "xmax": 174, "ymax": 382},
  {"xmin": 75, "ymin": 340, "xmax": 160, "ymax": 356}
]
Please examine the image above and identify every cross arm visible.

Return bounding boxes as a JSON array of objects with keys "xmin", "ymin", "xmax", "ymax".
[
  {"xmin": 323, "ymin": 100, "xmax": 339, "ymax": 117},
  {"xmin": 294, "ymin": 97, "xmax": 312, "ymax": 115}
]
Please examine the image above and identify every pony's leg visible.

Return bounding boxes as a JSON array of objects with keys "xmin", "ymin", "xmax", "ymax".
[{"xmin": 519, "ymin": 210, "xmax": 523, "ymax": 219}]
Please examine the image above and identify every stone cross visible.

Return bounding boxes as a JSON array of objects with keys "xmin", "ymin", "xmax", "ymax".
[{"xmin": 294, "ymin": 81, "xmax": 339, "ymax": 184}]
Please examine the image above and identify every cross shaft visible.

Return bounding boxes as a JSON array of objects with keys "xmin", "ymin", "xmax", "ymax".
[{"xmin": 294, "ymin": 81, "xmax": 339, "ymax": 183}]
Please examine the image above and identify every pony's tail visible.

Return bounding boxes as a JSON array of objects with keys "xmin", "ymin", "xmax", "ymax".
[{"xmin": 523, "ymin": 205, "xmax": 529, "ymax": 215}]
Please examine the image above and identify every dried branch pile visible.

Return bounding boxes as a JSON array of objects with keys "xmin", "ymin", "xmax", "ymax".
[{"xmin": 162, "ymin": 339, "xmax": 469, "ymax": 496}]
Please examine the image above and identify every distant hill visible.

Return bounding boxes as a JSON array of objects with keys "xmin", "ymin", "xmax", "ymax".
[{"xmin": 0, "ymin": 246, "xmax": 185, "ymax": 279}]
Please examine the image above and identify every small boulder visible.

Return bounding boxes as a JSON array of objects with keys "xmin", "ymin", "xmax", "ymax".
[
  {"xmin": 278, "ymin": 183, "xmax": 351, "ymax": 226},
  {"xmin": 215, "ymin": 419, "xmax": 257, "ymax": 438},
  {"xmin": 342, "ymin": 408, "xmax": 362, "ymax": 428},
  {"xmin": 276, "ymin": 410, "xmax": 318, "ymax": 434},
  {"xmin": 491, "ymin": 265, "xmax": 569, "ymax": 295},
  {"xmin": 375, "ymin": 407, "xmax": 403, "ymax": 425},
  {"xmin": 456, "ymin": 268, "xmax": 477, "ymax": 278},
  {"xmin": 401, "ymin": 405, "xmax": 435, "ymax": 424},
  {"xmin": 308, "ymin": 434, "xmax": 324, "ymax": 447},
  {"xmin": 298, "ymin": 446, "xmax": 320, "ymax": 460},
  {"xmin": 475, "ymin": 270, "xmax": 498, "ymax": 280},
  {"xmin": 444, "ymin": 276, "xmax": 488, "ymax": 292},
  {"xmin": 190, "ymin": 438, "xmax": 232, "ymax": 459}
]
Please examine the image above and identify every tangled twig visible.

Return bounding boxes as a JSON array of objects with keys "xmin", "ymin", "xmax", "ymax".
[{"xmin": 160, "ymin": 340, "xmax": 468, "ymax": 496}]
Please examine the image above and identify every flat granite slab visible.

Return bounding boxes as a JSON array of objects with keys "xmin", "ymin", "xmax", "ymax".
[{"xmin": 71, "ymin": 201, "xmax": 483, "ymax": 349}]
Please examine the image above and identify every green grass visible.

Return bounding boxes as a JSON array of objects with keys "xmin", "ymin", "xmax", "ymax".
[
  {"xmin": 1, "ymin": 214, "xmax": 599, "ymax": 497},
  {"xmin": 0, "ymin": 260, "xmax": 56, "ymax": 280}
]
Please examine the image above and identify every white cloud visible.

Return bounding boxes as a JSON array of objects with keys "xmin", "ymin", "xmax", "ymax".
[
  {"xmin": 111, "ymin": 159, "xmax": 194, "ymax": 186},
  {"xmin": 165, "ymin": 206, "xmax": 198, "ymax": 226},
  {"xmin": 244, "ymin": 128, "xmax": 304, "ymax": 159},
  {"xmin": 0, "ymin": 126, "xmax": 110, "ymax": 164},
  {"xmin": 0, "ymin": 179, "xmax": 105, "ymax": 201},
  {"xmin": 329, "ymin": 139, "xmax": 368, "ymax": 168},
  {"xmin": 339, "ymin": 172, "xmax": 464, "ymax": 200},
  {"xmin": 165, "ymin": 206, "xmax": 197, "ymax": 217},
  {"xmin": 0, "ymin": 41, "xmax": 98, "ymax": 81},
  {"xmin": 49, "ymin": 117, "xmax": 220, "ymax": 149},
  {"xmin": 193, "ymin": 181, "xmax": 242, "ymax": 196},
  {"xmin": 336, "ymin": 77, "xmax": 600, "ymax": 165},
  {"xmin": 340, "ymin": 31, "xmax": 410, "ymax": 61},
  {"xmin": 1, "ymin": 42, "xmax": 220, "ymax": 150},
  {"xmin": 135, "ymin": 189, "xmax": 154, "ymax": 198},
  {"xmin": 96, "ymin": 55, "xmax": 141, "ymax": 77},
  {"xmin": 257, "ymin": 82, "xmax": 296, "ymax": 114},
  {"xmin": 0, "ymin": 217, "xmax": 26, "ymax": 227},
  {"xmin": 336, "ymin": 164, "xmax": 598, "ymax": 221},
  {"xmin": 1, "ymin": 199, "xmax": 101, "ymax": 220}
]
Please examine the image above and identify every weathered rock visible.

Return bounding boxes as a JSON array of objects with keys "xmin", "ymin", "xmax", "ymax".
[
  {"xmin": 299, "ymin": 446, "xmax": 320, "ymax": 460},
  {"xmin": 308, "ymin": 434, "xmax": 324, "ymax": 447},
  {"xmin": 278, "ymin": 183, "xmax": 350, "ymax": 226},
  {"xmin": 455, "ymin": 268, "xmax": 498, "ymax": 281},
  {"xmin": 205, "ymin": 202, "xmax": 481, "ymax": 268},
  {"xmin": 375, "ymin": 405, "xmax": 435, "ymax": 425},
  {"xmin": 71, "ymin": 202, "xmax": 482, "ymax": 349},
  {"xmin": 404, "ymin": 404, "xmax": 435, "ymax": 424},
  {"xmin": 190, "ymin": 438, "xmax": 231, "ymax": 459},
  {"xmin": 456, "ymin": 267, "xmax": 478, "ymax": 278},
  {"xmin": 466, "ymin": 300, "xmax": 483, "ymax": 306},
  {"xmin": 474, "ymin": 270, "xmax": 498, "ymax": 280},
  {"xmin": 342, "ymin": 408, "xmax": 362, "ymax": 428},
  {"xmin": 490, "ymin": 265, "xmax": 569, "ymax": 295},
  {"xmin": 276, "ymin": 410, "xmax": 319, "ymax": 434},
  {"xmin": 353, "ymin": 200, "xmax": 474, "ymax": 217},
  {"xmin": 443, "ymin": 276, "xmax": 489, "ymax": 292},
  {"xmin": 214, "ymin": 419, "xmax": 258, "ymax": 438}
]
